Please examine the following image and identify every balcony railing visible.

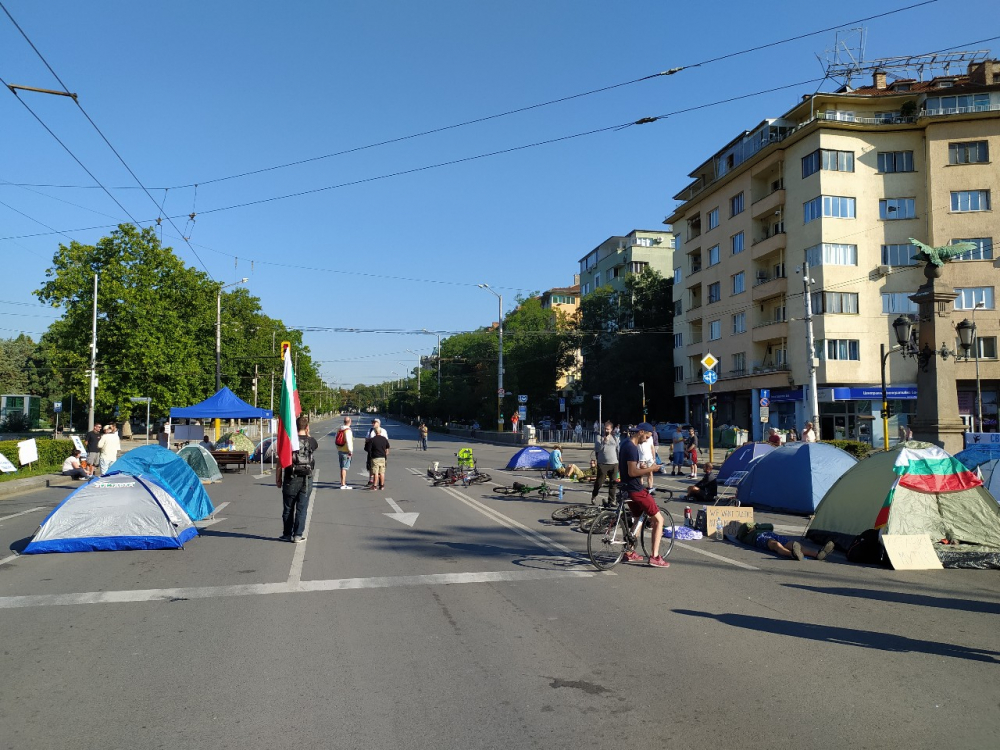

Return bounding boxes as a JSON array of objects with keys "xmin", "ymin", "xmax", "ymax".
[{"xmin": 922, "ymin": 103, "xmax": 1000, "ymax": 117}]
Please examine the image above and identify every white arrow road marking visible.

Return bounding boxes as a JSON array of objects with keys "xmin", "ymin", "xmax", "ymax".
[
  {"xmin": 0, "ymin": 506, "xmax": 46, "ymax": 524},
  {"xmin": 383, "ymin": 497, "xmax": 419, "ymax": 527}
]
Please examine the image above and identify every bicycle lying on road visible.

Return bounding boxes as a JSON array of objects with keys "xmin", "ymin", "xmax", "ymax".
[
  {"xmin": 493, "ymin": 473, "xmax": 555, "ymax": 499},
  {"xmin": 587, "ymin": 487, "xmax": 675, "ymax": 570},
  {"xmin": 428, "ymin": 464, "xmax": 492, "ymax": 487}
]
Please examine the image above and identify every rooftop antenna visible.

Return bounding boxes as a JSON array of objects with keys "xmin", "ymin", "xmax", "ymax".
[{"xmin": 822, "ymin": 27, "xmax": 867, "ymax": 89}]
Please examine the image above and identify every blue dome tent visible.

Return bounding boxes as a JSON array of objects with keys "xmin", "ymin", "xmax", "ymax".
[
  {"xmin": 716, "ymin": 442, "xmax": 775, "ymax": 484},
  {"xmin": 736, "ymin": 442, "xmax": 857, "ymax": 515},
  {"xmin": 506, "ymin": 446, "xmax": 551, "ymax": 470},
  {"xmin": 111, "ymin": 445, "xmax": 215, "ymax": 521}
]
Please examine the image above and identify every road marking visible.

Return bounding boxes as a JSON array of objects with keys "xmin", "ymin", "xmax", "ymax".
[
  {"xmin": 0, "ymin": 568, "xmax": 595, "ymax": 610},
  {"xmin": 0, "ymin": 553, "xmax": 19, "ymax": 568},
  {"xmin": 195, "ymin": 517, "xmax": 226, "ymax": 529},
  {"xmin": 0, "ymin": 506, "xmax": 46, "ymax": 524},
  {"xmin": 383, "ymin": 497, "xmax": 419, "ymax": 527},
  {"xmin": 674, "ymin": 541, "xmax": 759, "ymax": 570},
  {"xmin": 286, "ymin": 468, "xmax": 320, "ymax": 586},
  {"xmin": 407, "ymin": 468, "xmax": 423, "ymax": 475},
  {"xmin": 209, "ymin": 501, "xmax": 230, "ymax": 516},
  {"xmin": 440, "ymin": 487, "xmax": 585, "ymax": 561}
]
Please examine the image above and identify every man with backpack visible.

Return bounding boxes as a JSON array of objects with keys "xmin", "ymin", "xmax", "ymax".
[
  {"xmin": 276, "ymin": 415, "xmax": 318, "ymax": 543},
  {"xmin": 335, "ymin": 416, "xmax": 354, "ymax": 489}
]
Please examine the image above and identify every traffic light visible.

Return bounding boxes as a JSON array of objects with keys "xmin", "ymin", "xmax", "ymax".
[
  {"xmin": 707, "ymin": 395, "xmax": 717, "ymax": 414},
  {"xmin": 880, "ymin": 402, "xmax": 894, "ymax": 419}
]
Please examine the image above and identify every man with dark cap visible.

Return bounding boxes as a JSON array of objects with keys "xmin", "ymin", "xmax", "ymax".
[{"xmin": 618, "ymin": 422, "xmax": 670, "ymax": 568}]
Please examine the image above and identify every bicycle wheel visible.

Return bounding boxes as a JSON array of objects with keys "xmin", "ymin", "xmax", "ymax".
[
  {"xmin": 576, "ymin": 506, "xmax": 602, "ymax": 531},
  {"xmin": 471, "ymin": 472, "xmax": 491, "ymax": 484},
  {"xmin": 588, "ymin": 510, "xmax": 627, "ymax": 570},
  {"xmin": 432, "ymin": 477, "xmax": 453, "ymax": 487},
  {"xmin": 641, "ymin": 507, "xmax": 677, "ymax": 559},
  {"xmin": 551, "ymin": 504, "xmax": 587, "ymax": 522}
]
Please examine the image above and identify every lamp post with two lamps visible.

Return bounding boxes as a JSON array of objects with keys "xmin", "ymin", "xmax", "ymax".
[{"xmin": 216, "ymin": 278, "xmax": 248, "ymax": 391}]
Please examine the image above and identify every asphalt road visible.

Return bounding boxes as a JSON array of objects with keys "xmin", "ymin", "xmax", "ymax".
[{"xmin": 0, "ymin": 415, "xmax": 998, "ymax": 749}]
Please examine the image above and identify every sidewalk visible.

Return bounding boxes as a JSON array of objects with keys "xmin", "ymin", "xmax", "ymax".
[{"xmin": 0, "ymin": 440, "xmax": 148, "ymax": 502}]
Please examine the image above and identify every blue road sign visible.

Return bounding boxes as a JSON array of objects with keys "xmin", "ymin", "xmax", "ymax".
[
  {"xmin": 759, "ymin": 397, "xmax": 770, "ymax": 407},
  {"xmin": 760, "ymin": 389, "xmax": 770, "ymax": 399},
  {"xmin": 702, "ymin": 370, "xmax": 718, "ymax": 385}
]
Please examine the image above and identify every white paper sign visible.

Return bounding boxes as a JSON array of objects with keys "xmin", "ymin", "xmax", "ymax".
[
  {"xmin": 71, "ymin": 435, "xmax": 86, "ymax": 453},
  {"xmin": 0, "ymin": 452, "xmax": 17, "ymax": 473},
  {"xmin": 17, "ymin": 438, "xmax": 38, "ymax": 466},
  {"xmin": 881, "ymin": 534, "xmax": 944, "ymax": 570},
  {"xmin": 270, "ymin": 419, "xmax": 278, "ymax": 433}
]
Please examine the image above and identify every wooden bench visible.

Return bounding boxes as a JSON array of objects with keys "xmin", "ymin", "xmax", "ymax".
[{"xmin": 210, "ymin": 451, "xmax": 248, "ymax": 474}]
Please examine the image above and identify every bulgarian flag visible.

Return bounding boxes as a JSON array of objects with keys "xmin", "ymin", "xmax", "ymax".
[
  {"xmin": 875, "ymin": 445, "xmax": 983, "ymax": 528},
  {"xmin": 276, "ymin": 350, "xmax": 301, "ymax": 469}
]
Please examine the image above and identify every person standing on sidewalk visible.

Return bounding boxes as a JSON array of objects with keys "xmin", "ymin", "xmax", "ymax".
[
  {"xmin": 336, "ymin": 416, "xmax": 354, "ymax": 490},
  {"xmin": 591, "ymin": 420, "xmax": 619, "ymax": 506},
  {"xmin": 85, "ymin": 423, "xmax": 103, "ymax": 476},
  {"xmin": 367, "ymin": 430, "xmax": 390, "ymax": 491},
  {"xmin": 418, "ymin": 422, "xmax": 429, "ymax": 451},
  {"xmin": 276, "ymin": 416, "xmax": 317, "ymax": 543}
]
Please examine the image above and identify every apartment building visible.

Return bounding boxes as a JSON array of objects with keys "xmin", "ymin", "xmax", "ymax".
[
  {"xmin": 540, "ymin": 282, "xmax": 582, "ymax": 390},
  {"xmin": 667, "ymin": 57, "xmax": 1000, "ymax": 445},
  {"xmin": 577, "ymin": 229, "xmax": 676, "ymax": 297}
]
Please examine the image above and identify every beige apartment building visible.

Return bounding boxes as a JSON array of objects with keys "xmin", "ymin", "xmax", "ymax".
[
  {"xmin": 667, "ymin": 58, "xmax": 1000, "ymax": 445},
  {"xmin": 577, "ymin": 229, "xmax": 676, "ymax": 296},
  {"xmin": 540, "ymin": 282, "xmax": 582, "ymax": 390}
]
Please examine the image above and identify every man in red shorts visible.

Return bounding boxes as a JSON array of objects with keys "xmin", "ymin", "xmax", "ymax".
[{"xmin": 618, "ymin": 422, "xmax": 669, "ymax": 568}]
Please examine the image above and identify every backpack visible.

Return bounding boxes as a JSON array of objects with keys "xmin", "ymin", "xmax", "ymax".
[
  {"xmin": 335, "ymin": 429, "xmax": 348, "ymax": 447},
  {"xmin": 846, "ymin": 529, "xmax": 892, "ymax": 567},
  {"xmin": 291, "ymin": 437, "xmax": 316, "ymax": 477}
]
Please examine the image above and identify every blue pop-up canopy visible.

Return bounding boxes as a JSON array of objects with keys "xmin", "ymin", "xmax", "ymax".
[{"xmin": 170, "ymin": 386, "xmax": 272, "ymax": 420}]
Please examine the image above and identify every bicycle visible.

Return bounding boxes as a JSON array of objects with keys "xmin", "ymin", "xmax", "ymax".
[
  {"xmin": 587, "ymin": 486, "xmax": 675, "ymax": 570},
  {"xmin": 493, "ymin": 472, "xmax": 555, "ymax": 498}
]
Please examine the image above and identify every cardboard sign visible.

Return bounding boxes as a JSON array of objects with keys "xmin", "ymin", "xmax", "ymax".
[
  {"xmin": 71, "ymin": 435, "xmax": 86, "ymax": 453},
  {"xmin": 881, "ymin": 534, "xmax": 944, "ymax": 570},
  {"xmin": 17, "ymin": 438, "xmax": 38, "ymax": 466},
  {"xmin": 696, "ymin": 506, "xmax": 754, "ymax": 539},
  {"xmin": 0, "ymin": 452, "xmax": 17, "ymax": 473}
]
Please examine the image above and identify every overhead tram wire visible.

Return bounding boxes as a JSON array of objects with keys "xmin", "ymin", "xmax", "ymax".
[
  {"xmin": 0, "ymin": 1, "xmax": 214, "ymax": 280},
  {"xmin": 1, "ymin": 1, "xmax": 941, "ymax": 193}
]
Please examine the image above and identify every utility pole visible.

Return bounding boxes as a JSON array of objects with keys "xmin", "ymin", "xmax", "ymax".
[
  {"xmin": 88, "ymin": 274, "xmax": 98, "ymax": 431},
  {"xmin": 478, "ymin": 284, "xmax": 504, "ymax": 432},
  {"xmin": 801, "ymin": 260, "xmax": 820, "ymax": 436}
]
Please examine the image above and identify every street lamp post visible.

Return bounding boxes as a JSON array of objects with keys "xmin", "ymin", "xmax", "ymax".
[
  {"xmin": 639, "ymin": 382, "xmax": 647, "ymax": 419},
  {"xmin": 422, "ymin": 329, "xmax": 442, "ymax": 398},
  {"xmin": 972, "ymin": 301, "xmax": 985, "ymax": 432},
  {"xmin": 216, "ymin": 278, "xmax": 248, "ymax": 391},
  {"xmin": 406, "ymin": 349, "xmax": 421, "ymax": 403},
  {"xmin": 478, "ymin": 284, "xmax": 503, "ymax": 432}
]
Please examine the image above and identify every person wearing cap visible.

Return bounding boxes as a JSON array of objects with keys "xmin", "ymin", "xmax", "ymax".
[{"xmin": 618, "ymin": 422, "xmax": 670, "ymax": 568}]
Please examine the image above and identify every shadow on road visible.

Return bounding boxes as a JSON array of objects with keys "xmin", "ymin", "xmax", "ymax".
[
  {"xmin": 673, "ymin": 609, "xmax": 1000, "ymax": 664},
  {"xmin": 783, "ymin": 584, "xmax": 1000, "ymax": 616}
]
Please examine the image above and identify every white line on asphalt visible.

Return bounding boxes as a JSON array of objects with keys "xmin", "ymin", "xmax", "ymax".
[
  {"xmin": 287, "ymin": 468, "xmax": 320, "ymax": 586},
  {"xmin": 674, "ymin": 541, "xmax": 759, "ymax": 570},
  {"xmin": 0, "ymin": 553, "xmax": 19, "ymax": 568},
  {"xmin": 0, "ymin": 506, "xmax": 45, "ymax": 524},
  {"xmin": 210, "ymin": 501, "xmax": 230, "ymax": 517},
  {"xmin": 195, "ymin": 517, "xmax": 226, "ymax": 529},
  {"xmin": 407, "ymin": 468, "xmax": 422, "ymax": 475},
  {"xmin": 0, "ymin": 569, "xmax": 595, "ymax": 610},
  {"xmin": 440, "ymin": 487, "xmax": 586, "ymax": 561}
]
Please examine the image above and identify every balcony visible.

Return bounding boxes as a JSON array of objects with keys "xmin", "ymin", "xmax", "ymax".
[
  {"xmin": 751, "ymin": 275, "xmax": 787, "ymax": 301},
  {"xmin": 750, "ymin": 231, "xmax": 786, "ymax": 260},
  {"xmin": 751, "ymin": 188, "xmax": 785, "ymax": 220},
  {"xmin": 751, "ymin": 319, "xmax": 788, "ymax": 342}
]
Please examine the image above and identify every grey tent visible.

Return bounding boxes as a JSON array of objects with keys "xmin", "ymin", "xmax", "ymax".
[{"xmin": 177, "ymin": 444, "xmax": 223, "ymax": 483}]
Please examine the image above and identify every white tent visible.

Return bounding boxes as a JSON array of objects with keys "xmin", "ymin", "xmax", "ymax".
[{"xmin": 24, "ymin": 472, "xmax": 198, "ymax": 554}]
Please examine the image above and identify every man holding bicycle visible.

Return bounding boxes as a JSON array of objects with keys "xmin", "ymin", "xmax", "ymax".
[{"xmin": 619, "ymin": 422, "xmax": 669, "ymax": 568}]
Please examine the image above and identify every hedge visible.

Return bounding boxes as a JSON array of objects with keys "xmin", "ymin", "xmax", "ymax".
[
  {"xmin": 823, "ymin": 439, "xmax": 874, "ymax": 461},
  {"xmin": 0, "ymin": 437, "xmax": 76, "ymax": 471}
]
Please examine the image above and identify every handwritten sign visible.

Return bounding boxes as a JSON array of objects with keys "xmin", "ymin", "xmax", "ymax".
[
  {"xmin": 0, "ymin": 452, "xmax": 16, "ymax": 473},
  {"xmin": 881, "ymin": 534, "xmax": 944, "ymax": 570},
  {"xmin": 697, "ymin": 506, "xmax": 754, "ymax": 539},
  {"xmin": 17, "ymin": 438, "xmax": 38, "ymax": 466}
]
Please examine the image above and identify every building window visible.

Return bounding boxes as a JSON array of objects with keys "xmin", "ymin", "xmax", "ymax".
[
  {"xmin": 674, "ymin": 300, "xmax": 683, "ymax": 317},
  {"xmin": 804, "ymin": 195, "xmax": 855, "ymax": 223},
  {"xmin": 811, "ymin": 292, "xmax": 859, "ymax": 314},
  {"xmin": 732, "ymin": 352, "xmax": 746, "ymax": 376},
  {"xmin": 732, "ymin": 312, "xmax": 746, "ymax": 334},
  {"xmin": 925, "ymin": 94, "xmax": 990, "ymax": 113},
  {"xmin": 880, "ymin": 198, "xmax": 916, "ymax": 220},
  {"xmin": 949, "ymin": 141, "xmax": 989, "ymax": 165},
  {"xmin": 801, "ymin": 148, "xmax": 854, "ymax": 178},
  {"xmin": 674, "ymin": 267, "xmax": 682, "ymax": 284},
  {"xmin": 582, "ymin": 282, "xmax": 590, "ymax": 295},
  {"xmin": 634, "ymin": 237, "xmax": 655, "ymax": 247},
  {"xmin": 708, "ymin": 245, "xmax": 720, "ymax": 266},
  {"xmin": 951, "ymin": 238, "xmax": 993, "ymax": 261},
  {"xmin": 951, "ymin": 190, "xmax": 991, "ymax": 212},
  {"xmin": 882, "ymin": 244, "xmax": 917, "ymax": 266},
  {"xmin": 816, "ymin": 339, "xmax": 860, "ymax": 361},
  {"xmin": 709, "ymin": 320, "xmax": 721, "ymax": 341},
  {"xmin": 805, "ymin": 243, "xmax": 858, "ymax": 266},
  {"xmin": 707, "ymin": 208, "xmax": 719, "ymax": 230},
  {"xmin": 881, "ymin": 292, "xmax": 920, "ymax": 314},
  {"xmin": 594, "ymin": 271, "xmax": 601, "ymax": 287},
  {"xmin": 689, "ymin": 253, "xmax": 702, "ymax": 274},
  {"xmin": 629, "ymin": 261, "xmax": 649, "ymax": 275},
  {"xmin": 687, "ymin": 215, "xmax": 702, "ymax": 240},
  {"xmin": 674, "ymin": 366, "xmax": 685, "ymax": 383},
  {"xmin": 975, "ymin": 337, "xmax": 998, "ymax": 359},
  {"xmin": 731, "ymin": 231, "xmax": 745, "ymax": 254},
  {"xmin": 877, "ymin": 151, "xmax": 915, "ymax": 172},
  {"xmin": 954, "ymin": 287, "xmax": 995, "ymax": 310},
  {"xmin": 732, "ymin": 272, "xmax": 745, "ymax": 295},
  {"xmin": 707, "ymin": 282, "xmax": 721, "ymax": 304},
  {"xmin": 673, "ymin": 333, "xmax": 683, "ymax": 349},
  {"xmin": 730, "ymin": 192, "xmax": 744, "ymax": 216}
]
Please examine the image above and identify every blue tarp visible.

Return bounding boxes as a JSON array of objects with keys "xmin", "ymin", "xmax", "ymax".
[
  {"xmin": 956, "ymin": 446, "xmax": 1000, "ymax": 503},
  {"xmin": 110, "ymin": 446, "xmax": 215, "ymax": 521},
  {"xmin": 170, "ymin": 386, "xmax": 273, "ymax": 420},
  {"xmin": 716, "ymin": 442, "xmax": 775, "ymax": 484},
  {"xmin": 735, "ymin": 442, "xmax": 857, "ymax": 515},
  {"xmin": 506, "ymin": 446, "xmax": 551, "ymax": 470}
]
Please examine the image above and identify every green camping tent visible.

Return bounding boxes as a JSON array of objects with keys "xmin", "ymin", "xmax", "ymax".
[
  {"xmin": 807, "ymin": 443, "xmax": 1000, "ymax": 567},
  {"xmin": 177, "ymin": 444, "xmax": 224, "ymax": 483},
  {"xmin": 217, "ymin": 432, "xmax": 254, "ymax": 453}
]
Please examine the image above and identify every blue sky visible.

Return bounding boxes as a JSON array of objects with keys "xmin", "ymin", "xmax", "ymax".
[{"xmin": 0, "ymin": 0, "xmax": 992, "ymax": 388}]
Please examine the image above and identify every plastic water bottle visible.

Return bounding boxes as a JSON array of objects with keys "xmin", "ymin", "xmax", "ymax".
[
  {"xmin": 558, "ymin": 484, "xmax": 564, "ymax": 500},
  {"xmin": 715, "ymin": 516, "xmax": 724, "ymax": 541}
]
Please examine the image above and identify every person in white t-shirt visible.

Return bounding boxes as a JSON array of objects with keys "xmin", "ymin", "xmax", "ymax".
[
  {"xmin": 61, "ymin": 450, "xmax": 91, "ymax": 480},
  {"xmin": 97, "ymin": 425, "xmax": 121, "ymax": 474},
  {"xmin": 801, "ymin": 421, "xmax": 819, "ymax": 443}
]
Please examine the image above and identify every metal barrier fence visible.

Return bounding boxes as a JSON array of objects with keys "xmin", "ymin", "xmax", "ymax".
[{"xmin": 535, "ymin": 429, "xmax": 595, "ymax": 445}]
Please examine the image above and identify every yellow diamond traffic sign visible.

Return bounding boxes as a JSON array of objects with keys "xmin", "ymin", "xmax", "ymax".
[{"xmin": 700, "ymin": 353, "xmax": 718, "ymax": 371}]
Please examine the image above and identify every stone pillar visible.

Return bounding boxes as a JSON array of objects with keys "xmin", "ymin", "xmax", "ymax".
[{"xmin": 908, "ymin": 265, "xmax": 965, "ymax": 454}]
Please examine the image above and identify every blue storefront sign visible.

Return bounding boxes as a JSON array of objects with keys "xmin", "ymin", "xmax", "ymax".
[{"xmin": 768, "ymin": 385, "xmax": 918, "ymax": 403}]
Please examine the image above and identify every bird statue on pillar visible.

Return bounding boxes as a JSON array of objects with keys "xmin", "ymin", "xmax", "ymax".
[{"xmin": 909, "ymin": 238, "xmax": 976, "ymax": 267}]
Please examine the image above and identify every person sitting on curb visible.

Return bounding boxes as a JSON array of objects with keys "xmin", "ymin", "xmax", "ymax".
[
  {"xmin": 685, "ymin": 463, "xmax": 717, "ymax": 505},
  {"xmin": 735, "ymin": 522, "xmax": 835, "ymax": 561},
  {"xmin": 61, "ymin": 449, "xmax": 91, "ymax": 480},
  {"xmin": 548, "ymin": 444, "xmax": 584, "ymax": 480}
]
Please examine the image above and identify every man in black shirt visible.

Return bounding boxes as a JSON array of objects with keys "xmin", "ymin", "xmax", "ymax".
[
  {"xmin": 276, "ymin": 416, "xmax": 318, "ymax": 543},
  {"xmin": 685, "ymin": 463, "xmax": 717, "ymax": 505},
  {"xmin": 367, "ymin": 431, "xmax": 390, "ymax": 491},
  {"xmin": 85, "ymin": 423, "xmax": 102, "ymax": 476},
  {"xmin": 618, "ymin": 422, "xmax": 670, "ymax": 568}
]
